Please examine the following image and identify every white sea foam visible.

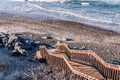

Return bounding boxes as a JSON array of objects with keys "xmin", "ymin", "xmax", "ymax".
[
  {"xmin": 100, "ymin": 0, "xmax": 120, "ymax": 4},
  {"xmin": 24, "ymin": 0, "xmax": 120, "ymax": 4},
  {"xmin": 81, "ymin": 2, "xmax": 90, "ymax": 6},
  {"xmin": 87, "ymin": 0, "xmax": 120, "ymax": 4},
  {"xmin": 2, "ymin": 0, "xmax": 120, "ymax": 4},
  {"xmin": 4, "ymin": 0, "xmax": 69, "ymax": 3}
]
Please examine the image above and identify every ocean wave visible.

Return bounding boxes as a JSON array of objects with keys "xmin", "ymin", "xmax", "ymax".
[
  {"xmin": 99, "ymin": 0, "xmax": 120, "ymax": 4},
  {"xmin": 0, "ymin": 0, "xmax": 120, "ymax": 32},
  {"xmin": 28, "ymin": 2, "xmax": 120, "ymax": 24},
  {"xmin": 4, "ymin": 0, "xmax": 69, "ymax": 3}
]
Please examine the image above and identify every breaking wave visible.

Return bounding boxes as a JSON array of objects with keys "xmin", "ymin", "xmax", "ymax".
[{"xmin": 3, "ymin": 0, "xmax": 120, "ymax": 4}]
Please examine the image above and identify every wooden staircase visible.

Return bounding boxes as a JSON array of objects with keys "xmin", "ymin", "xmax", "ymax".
[
  {"xmin": 38, "ymin": 44, "xmax": 120, "ymax": 80},
  {"xmin": 52, "ymin": 50, "xmax": 105, "ymax": 79}
]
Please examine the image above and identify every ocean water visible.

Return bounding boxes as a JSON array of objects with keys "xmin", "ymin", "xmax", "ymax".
[{"xmin": 0, "ymin": 0, "xmax": 120, "ymax": 33}]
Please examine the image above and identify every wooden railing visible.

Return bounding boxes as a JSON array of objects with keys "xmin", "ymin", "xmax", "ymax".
[
  {"xmin": 57, "ymin": 44, "xmax": 120, "ymax": 80},
  {"xmin": 40, "ymin": 46, "xmax": 96, "ymax": 80}
]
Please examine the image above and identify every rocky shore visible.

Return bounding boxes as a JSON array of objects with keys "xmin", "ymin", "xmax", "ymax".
[
  {"xmin": 0, "ymin": 32, "xmax": 67, "ymax": 80},
  {"xmin": 0, "ymin": 12, "xmax": 120, "ymax": 80}
]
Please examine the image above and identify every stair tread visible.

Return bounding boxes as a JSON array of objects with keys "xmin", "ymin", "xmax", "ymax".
[{"xmin": 69, "ymin": 61, "xmax": 105, "ymax": 79}]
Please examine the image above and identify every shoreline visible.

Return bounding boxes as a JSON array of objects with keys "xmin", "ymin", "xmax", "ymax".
[{"xmin": 0, "ymin": 12, "xmax": 120, "ymax": 63}]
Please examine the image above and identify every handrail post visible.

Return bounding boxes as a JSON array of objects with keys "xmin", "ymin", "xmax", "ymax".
[
  {"xmin": 39, "ymin": 46, "xmax": 47, "ymax": 59},
  {"xmin": 56, "ymin": 44, "xmax": 71, "ymax": 59}
]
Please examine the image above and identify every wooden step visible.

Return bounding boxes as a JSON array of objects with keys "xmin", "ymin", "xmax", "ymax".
[{"xmin": 69, "ymin": 61, "xmax": 105, "ymax": 80}]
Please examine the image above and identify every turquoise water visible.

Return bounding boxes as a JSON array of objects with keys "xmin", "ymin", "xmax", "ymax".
[{"xmin": 0, "ymin": 0, "xmax": 120, "ymax": 32}]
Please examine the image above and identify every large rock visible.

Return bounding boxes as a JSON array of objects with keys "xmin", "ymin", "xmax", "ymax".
[
  {"xmin": 17, "ymin": 49, "xmax": 27, "ymax": 56},
  {"xmin": 7, "ymin": 35, "xmax": 18, "ymax": 49},
  {"xmin": 0, "ymin": 33, "xmax": 8, "ymax": 47},
  {"xmin": 0, "ymin": 38, "xmax": 3, "ymax": 47},
  {"xmin": 8, "ymin": 35, "xmax": 18, "ymax": 44},
  {"xmin": 14, "ymin": 42, "xmax": 27, "ymax": 56}
]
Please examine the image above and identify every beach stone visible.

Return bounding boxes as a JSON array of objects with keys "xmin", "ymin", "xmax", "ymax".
[
  {"xmin": 66, "ymin": 38, "xmax": 74, "ymax": 41},
  {"xmin": 41, "ymin": 36, "xmax": 53, "ymax": 39},
  {"xmin": 12, "ymin": 39, "xmax": 28, "ymax": 56},
  {"xmin": 11, "ymin": 49, "xmax": 27, "ymax": 56},
  {"xmin": 71, "ymin": 47, "xmax": 79, "ymax": 50},
  {"xmin": 2, "ymin": 37, "xmax": 8, "ymax": 47},
  {"xmin": 24, "ymin": 45, "xmax": 33, "ymax": 50},
  {"xmin": 0, "ymin": 38, "xmax": 4, "ymax": 47},
  {"xmin": 79, "ymin": 46, "xmax": 88, "ymax": 50},
  {"xmin": 11, "ymin": 50, "xmax": 19, "ymax": 56},
  {"xmin": 24, "ymin": 40, "xmax": 34, "ymax": 50},
  {"xmin": 19, "ymin": 38, "xmax": 25, "ymax": 43},
  {"xmin": 18, "ymin": 49, "xmax": 27, "ymax": 56},
  {"xmin": 8, "ymin": 35, "xmax": 17, "ymax": 44},
  {"xmin": 7, "ymin": 35, "xmax": 18, "ymax": 49},
  {"xmin": 15, "ymin": 42, "xmax": 24, "ymax": 48},
  {"xmin": 14, "ymin": 44, "xmax": 20, "ymax": 51},
  {"xmin": 0, "ymin": 32, "xmax": 6, "ymax": 38},
  {"xmin": 7, "ymin": 44, "xmax": 14, "ymax": 50}
]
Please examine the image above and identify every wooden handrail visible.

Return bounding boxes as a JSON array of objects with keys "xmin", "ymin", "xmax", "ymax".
[
  {"xmin": 71, "ymin": 50, "xmax": 120, "ymax": 70},
  {"xmin": 56, "ymin": 44, "xmax": 120, "ymax": 70},
  {"xmin": 40, "ymin": 46, "xmax": 96, "ymax": 80}
]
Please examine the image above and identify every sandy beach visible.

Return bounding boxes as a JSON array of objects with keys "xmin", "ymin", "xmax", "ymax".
[
  {"xmin": 0, "ymin": 12, "xmax": 120, "ymax": 80},
  {"xmin": 0, "ymin": 12, "xmax": 120, "ymax": 63}
]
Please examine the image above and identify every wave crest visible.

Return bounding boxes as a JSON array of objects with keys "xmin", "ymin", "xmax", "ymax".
[
  {"xmin": 5, "ymin": 0, "xmax": 69, "ymax": 3},
  {"xmin": 4, "ymin": 0, "xmax": 120, "ymax": 4}
]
